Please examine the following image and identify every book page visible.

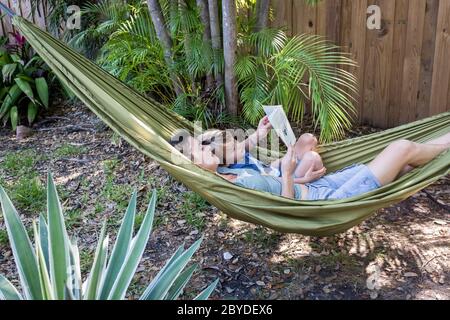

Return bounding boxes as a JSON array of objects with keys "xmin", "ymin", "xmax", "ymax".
[{"xmin": 263, "ymin": 105, "xmax": 296, "ymax": 147}]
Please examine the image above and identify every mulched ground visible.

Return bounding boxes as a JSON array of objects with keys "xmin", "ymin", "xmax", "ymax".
[{"xmin": 0, "ymin": 102, "xmax": 448, "ymax": 300}]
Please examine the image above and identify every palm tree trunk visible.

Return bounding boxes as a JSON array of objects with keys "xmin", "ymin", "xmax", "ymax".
[
  {"xmin": 254, "ymin": 0, "xmax": 270, "ymax": 32},
  {"xmin": 222, "ymin": 0, "xmax": 238, "ymax": 116},
  {"xmin": 208, "ymin": 0, "xmax": 223, "ymax": 87},
  {"xmin": 196, "ymin": 0, "xmax": 213, "ymax": 90},
  {"xmin": 147, "ymin": 0, "xmax": 184, "ymax": 97}
]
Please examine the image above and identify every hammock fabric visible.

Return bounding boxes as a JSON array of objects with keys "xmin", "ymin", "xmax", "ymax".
[{"xmin": 9, "ymin": 16, "xmax": 450, "ymax": 236}]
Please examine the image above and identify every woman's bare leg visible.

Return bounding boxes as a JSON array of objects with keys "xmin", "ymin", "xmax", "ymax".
[
  {"xmin": 398, "ymin": 132, "xmax": 450, "ymax": 176},
  {"xmin": 368, "ymin": 139, "xmax": 450, "ymax": 186}
]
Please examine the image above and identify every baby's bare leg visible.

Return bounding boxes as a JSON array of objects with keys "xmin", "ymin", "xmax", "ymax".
[
  {"xmin": 294, "ymin": 151, "xmax": 324, "ymax": 178},
  {"xmin": 294, "ymin": 133, "xmax": 318, "ymax": 159}
]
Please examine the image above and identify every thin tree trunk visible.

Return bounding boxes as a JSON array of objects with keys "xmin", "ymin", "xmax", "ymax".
[
  {"xmin": 222, "ymin": 0, "xmax": 238, "ymax": 116},
  {"xmin": 254, "ymin": 0, "xmax": 270, "ymax": 32},
  {"xmin": 196, "ymin": 0, "xmax": 214, "ymax": 90},
  {"xmin": 147, "ymin": 0, "xmax": 184, "ymax": 97},
  {"xmin": 208, "ymin": 0, "xmax": 223, "ymax": 87}
]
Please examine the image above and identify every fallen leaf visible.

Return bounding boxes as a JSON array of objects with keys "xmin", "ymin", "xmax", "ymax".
[
  {"xmin": 223, "ymin": 252, "xmax": 233, "ymax": 260},
  {"xmin": 404, "ymin": 272, "xmax": 418, "ymax": 278},
  {"xmin": 433, "ymin": 220, "xmax": 447, "ymax": 226}
]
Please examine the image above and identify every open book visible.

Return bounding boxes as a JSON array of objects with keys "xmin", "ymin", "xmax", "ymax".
[{"xmin": 263, "ymin": 105, "xmax": 297, "ymax": 147}]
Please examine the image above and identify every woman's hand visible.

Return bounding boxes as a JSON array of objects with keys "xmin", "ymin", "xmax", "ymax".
[
  {"xmin": 256, "ymin": 116, "xmax": 272, "ymax": 138},
  {"xmin": 281, "ymin": 146, "xmax": 298, "ymax": 177}
]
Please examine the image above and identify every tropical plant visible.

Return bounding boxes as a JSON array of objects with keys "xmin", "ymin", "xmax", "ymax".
[
  {"xmin": 68, "ymin": 0, "xmax": 356, "ymax": 141},
  {"xmin": 235, "ymin": 29, "xmax": 357, "ymax": 142},
  {"xmin": 0, "ymin": 173, "xmax": 218, "ymax": 300},
  {"xmin": 0, "ymin": 32, "xmax": 50, "ymax": 131},
  {"xmin": 67, "ymin": 0, "xmax": 132, "ymax": 59},
  {"xmin": 97, "ymin": 0, "xmax": 225, "ymax": 117}
]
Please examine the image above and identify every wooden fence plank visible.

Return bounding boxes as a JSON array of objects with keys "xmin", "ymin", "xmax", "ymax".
[
  {"xmin": 293, "ymin": 0, "xmax": 317, "ymax": 35},
  {"xmin": 430, "ymin": 0, "xmax": 450, "ymax": 115},
  {"xmin": 399, "ymin": 0, "xmax": 426, "ymax": 124},
  {"xmin": 1, "ymin": 0, "xmax": 14, "ymax": 41},
  {"xmin": 363, "ymin": 0, "xmax": 396, "ymax": 127},
  {"xmin": 317, "ymin": 0, "xmax": 342, "ymax": 43},
  {"xmin": 387, "ymin": 0, "xmax": 409, "ymax": 127},
  {"xmin": 348, "ymin": 0, "xmax": 368, "ymax": 122},
  {"xmin": 416, "ymin": 0, "xmax": 439, "ymax": 121},
  {"xmin": 33, "ymin": 0, "xmax": 47, "ymax": 29},
  {"xmin": 271, "ymin": 0, "xmax": 293, "ymax": 36},
  {"xmin": 20, "ymin": 0, "xmax": 33, "ymax": 21},
  {"xmin": 0, "ymin": 15, "xmax": 4, "ymax": 37}
]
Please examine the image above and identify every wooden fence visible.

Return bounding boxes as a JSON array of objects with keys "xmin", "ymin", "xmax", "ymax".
[
  {"xmin": 2, "ymin": 0, "xmax": 449, "ymax": 128},
  {"xmin": 271, "ymin": 0, "xmax": 450, "ymax": 128},
  {"xmin": 0, "ymin": 0, "xmax": 47, "ymax": 39}
]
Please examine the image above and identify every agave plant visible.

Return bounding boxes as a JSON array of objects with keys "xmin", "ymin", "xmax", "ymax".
[{"xmin": 0, "ymin": 173, "xmax": 218, "ymax": 300}]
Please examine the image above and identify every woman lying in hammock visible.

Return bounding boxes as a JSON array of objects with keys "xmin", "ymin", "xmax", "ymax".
[
  {"xmin": 194, "ymin": 116, "xmax": 327, "ymax": 184},
  {"xmin": 170, "ymin": 120, "xmax": 450, "ymax": 201}
]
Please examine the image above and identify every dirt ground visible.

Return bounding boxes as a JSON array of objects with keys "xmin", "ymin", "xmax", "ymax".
[{"xmin": 0, "ymin": 103, "xmax": 448, "ymax": 300}]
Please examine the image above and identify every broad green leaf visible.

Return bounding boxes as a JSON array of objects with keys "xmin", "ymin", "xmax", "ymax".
[
  {"xmin": 27, "ymin": 101, "xmax": 38, "ymax": 125},
  {"xmin": 140, "ymin": 237, "xmax": 203, "ymax": 300},
  {"xmin": 15, "ymin": 78, "xmax": 34, "ymax": 102},
  {"xmin": 46, "ymin": 173, "xmax": 71, "ymax": 299},
  {"xmin": 10, "ymin": 106, "xmax": 18, "ymax": 131},
  {"xmin": 35, "ymin": 77, "xmax": 49, "ymax": 108},
  {"xmin": 98, "ymin": 191, "xmax": 137, "ymax": 299},
  {"xmin": 0, "ymin": 274, "xmax": 23, "ymax": 300},
  {"xmin": 2, "ymin": 63, "xmax": 17, "ymax": 83},
  {"xmin": 0, "ymin": 187, "xmax": 43, "ymax": 299},
  {"xmin": 165, "ymin": 264, "xmax": 197, "ymax": 300},
  {"xmin": 194, "ymin": 278, "xmax": 219, "ymax": 300},
  {"xmin": 107, "ymin": 191, "xmax": 156, "ymax": 300},
  {"xmin": 0, "ymin": 87, "xmax": 9, "ymax": 101},
  {"xmin": 85, "ymin": 223, "xmax": 109, "ymax": 300},
  {"xmin": 0, "ymin": 84, "xmax": 21, "ymax": 118}
]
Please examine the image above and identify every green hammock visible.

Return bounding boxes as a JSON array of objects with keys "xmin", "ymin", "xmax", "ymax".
[{"xmin": 8, "ymin": 16, "xmax": 450, "ymax": 236}]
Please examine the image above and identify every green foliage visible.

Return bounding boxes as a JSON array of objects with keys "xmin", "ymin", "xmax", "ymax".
[
  {"xmin": 0, "ymin": 34, "xmax": 52, "ymax": 130},
  {"xmin": 1, "ymin": 149, "xmax": 38, "ymax": 176},
  {"xmin": 0, "ymin": 173, "xmax": 218, "ymax": 300},
  {"xmin": 65, "ymin": 0, "xmax": 356, "ymax": 139},
  {"xmin": 53, "ymin": 143, "xmax": 86, "ymax": 157},
  {"xmin": 9, "ymin": 174, "xmax": 46, "ymax": 212},
  {"xmin": 0, "ymin": 229, "xmax": 8, "ymax": 246},
  {"xmin": 236, "ymin": 29, "xmax": 357, "ymax": 142},
  {"xmin": 181, "ymin": 192, "xmax": 209, "ymax": 230}
]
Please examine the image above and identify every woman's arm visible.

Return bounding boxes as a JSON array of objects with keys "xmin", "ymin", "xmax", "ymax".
[
  {"xmin": 232, "ymin": 116, "xmax": 272, "ymax": 163},
  {"xmin": 293, "ymin": 166, "xmax": 326, "ymax": 184},
  {"xmin": 280, "ymin": 146, "xmax": 298, "ymax": 199}
]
